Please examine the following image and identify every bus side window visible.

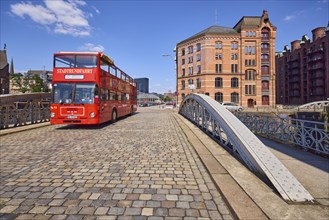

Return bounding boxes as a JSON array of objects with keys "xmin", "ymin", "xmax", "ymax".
[{"xmin": 101, "ymin": 88, "xmax": 109, "ymax": 101}]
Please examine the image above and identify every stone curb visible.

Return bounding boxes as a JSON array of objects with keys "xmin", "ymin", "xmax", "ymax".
[
  {"xmin": 172, "ymin": 112, "xmax": 269, "ymax": 220},
  {"xmin": 0, "ymin": 122, "xmax": 51, "ymax": 136}
]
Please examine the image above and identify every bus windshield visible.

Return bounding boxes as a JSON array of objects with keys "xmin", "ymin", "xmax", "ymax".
[
  {"xmin": 54, "ymin": 54, "xmax": 98, "ymax": 68},
  {"xmin": 52, "ymin": 83, "xmax": 97, "ymax": 104}
]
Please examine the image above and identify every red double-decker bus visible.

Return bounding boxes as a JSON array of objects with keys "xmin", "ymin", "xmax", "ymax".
[{"xmin": 50, "ymin": 52, "xmax": 137, "ymax": 125}]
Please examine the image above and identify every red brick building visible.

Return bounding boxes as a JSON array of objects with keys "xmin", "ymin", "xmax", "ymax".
[
  {"xmin": 276, "ymin": 23, "xmax": 329, "ymax": 105},
  {"xmin": 176, "ymin": 10, "xmax": 277, "ymax": 108}
]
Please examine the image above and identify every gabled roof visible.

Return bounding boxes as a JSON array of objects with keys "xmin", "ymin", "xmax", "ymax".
[
  {"xmin": 0, "ymin": 50, "xmax": 8, "ymax": 70},
  {"xmin": 177, "ymin": 25, "xmax": 238, "ymax": 45},
  {"xmin": 233, "ymin": 16, "xmax": 262, "ymax": 31}
]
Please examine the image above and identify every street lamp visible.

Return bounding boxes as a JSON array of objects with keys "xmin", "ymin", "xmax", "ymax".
[{"xmin": 162, "ymin": 54, "xmax": 178, "ymax": 108}]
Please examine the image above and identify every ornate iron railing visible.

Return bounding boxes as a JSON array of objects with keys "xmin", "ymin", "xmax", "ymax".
[
  {"xmin": 235, "ymin": 112, "xmax": 329, "ymax": 156},
  {"xmin": 0, "ymin": 93, "xmax": 51, "ymax": 129},
  {"xmin": 179, "ymin": 93, "xmax": 313, "ymax": 202}
]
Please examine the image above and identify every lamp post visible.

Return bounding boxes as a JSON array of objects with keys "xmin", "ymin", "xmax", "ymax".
[{"xmin": 162, "ymin": 54, "xmax": 178, "ymax": 108}]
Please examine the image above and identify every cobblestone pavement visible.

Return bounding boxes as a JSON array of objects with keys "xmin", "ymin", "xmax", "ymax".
[{"xmin": 0, "ymin": 108, "xmax": 234, "ymax": 220}]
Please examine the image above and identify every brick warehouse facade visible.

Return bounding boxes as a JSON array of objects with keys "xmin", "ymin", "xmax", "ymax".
[
  {"xmin": 176, "ymin": 10, "xmax": 277, "ymax": 108},
  {"xmin": 276, "ymin": 24, "xmax": 329, "ymax": 105}
]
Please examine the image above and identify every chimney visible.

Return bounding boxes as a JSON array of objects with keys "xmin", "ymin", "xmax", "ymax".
[
  {"xmin": 291, "ymin": 40, "xmax": 301, "ymax": 51},
  {"xmin": 312, "ymin": 27, "xmax": 325, "ymax": 41}
]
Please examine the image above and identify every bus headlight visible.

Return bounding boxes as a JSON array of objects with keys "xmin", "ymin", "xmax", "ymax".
[
  {"xmin": 90, "ymin": 112, "xmax": 95, "ymax": 118},
  {"xmin": 50, "ymin": 112, "xmax": 55, "ymax": 118}
]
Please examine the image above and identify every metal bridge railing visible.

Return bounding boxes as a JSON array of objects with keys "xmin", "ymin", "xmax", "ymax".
[
  {"xmin": 179, "ymin": 93, "xmax": 314, "ymax": 202},
  {"xmin": 0, "ymin": 93, "xmax": 51, "ymax": 129},
  {"xmin": 235, "ymin": 113, "xmax": 329, "ymax": 157}
]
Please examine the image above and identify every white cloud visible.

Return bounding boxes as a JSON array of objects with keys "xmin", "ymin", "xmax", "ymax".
[
  {"xmin": 79, "ymin": 43, "xmax": 105, "ymax": 52},
  {"xmin": 10, "ymin": 0, "xmax": 92, "ymax": 37},
  {"xmin": 10, "ymin": 2, "xmax": 56, "ymax": 25},
  {"xmin": 317, "ymin": 0, "xmax": 328, "ymax": 3},
  {"xmin": 284, "ymin": 15, "xmax": 295, "ymax": 21},
  {"xmin": 283, "ymin": 9, "xmax": 307, "ymax": 21}
]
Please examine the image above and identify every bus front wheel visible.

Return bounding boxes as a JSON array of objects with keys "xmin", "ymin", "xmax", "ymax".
[{"xmin": 112, "ymin": 109, "xmax": 117, "ymax": 122}]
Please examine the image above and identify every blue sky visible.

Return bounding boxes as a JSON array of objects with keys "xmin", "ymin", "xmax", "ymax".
[{"xmin": 1, "ymin": 0, "xmax": 328, "ymax": 94}]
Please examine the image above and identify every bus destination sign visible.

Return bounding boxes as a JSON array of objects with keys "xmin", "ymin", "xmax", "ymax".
[{"xmin": 57, "ymin": 69, "xmax": 93, "ymax": 74}]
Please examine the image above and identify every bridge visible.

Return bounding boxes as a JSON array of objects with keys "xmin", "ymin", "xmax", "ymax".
[{"xmin": 0, "ymin": 94, "xmax": 328, "ymax": 219}]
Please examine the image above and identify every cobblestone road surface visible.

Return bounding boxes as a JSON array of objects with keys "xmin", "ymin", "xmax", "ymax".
[{"xmin": 0, "ymin": 108, "xmax": 234, "ymax": 220}]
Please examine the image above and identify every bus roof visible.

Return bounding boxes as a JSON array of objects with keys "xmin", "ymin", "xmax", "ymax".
[{"xmin": 54, "ymin": 52, "xmax": 114, "ymax": 65}]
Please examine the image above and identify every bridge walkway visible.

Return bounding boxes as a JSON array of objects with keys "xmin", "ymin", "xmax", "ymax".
[
  {"xmin": 0, "ymin": 107, "xmax": 328, "ymax": 219},
  {"xmin": 0, "ymin": 107, "xmax": 234, "ymax": 220}
]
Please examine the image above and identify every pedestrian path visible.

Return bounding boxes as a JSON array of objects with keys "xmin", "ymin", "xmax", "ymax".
[{"xmin": 0, "ymin": 107, "xmax": 234, "ymax": 220}]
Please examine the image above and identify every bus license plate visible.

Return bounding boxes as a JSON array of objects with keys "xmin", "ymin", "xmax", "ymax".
[{"xmin": 67, "ymin": 115, "xmax": 78, "ymax": 119}]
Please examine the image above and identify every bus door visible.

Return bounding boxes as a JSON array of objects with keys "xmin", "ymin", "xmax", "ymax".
[{"xmin": 99, "ymin": 88, "xmax": 112, "ymax": 123}]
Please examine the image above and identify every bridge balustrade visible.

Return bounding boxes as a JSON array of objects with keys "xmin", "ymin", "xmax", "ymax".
[
  {"xmin": 235, "ymin": 112, "xmax": 329, "ymax": 157},
  {"xmin": 0, "ymin": 93, "xmax": 51, "ymax": 129},
  {"xmin": 179, "ymin": 93, "xmax": 314, "ymax": 202}
]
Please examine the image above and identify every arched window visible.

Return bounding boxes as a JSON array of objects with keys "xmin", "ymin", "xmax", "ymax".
[
  {"xmin": 261, "ymin": 43, "xmax": 269, "ymax": 49},
  {"xmin": 215, "ymin": 77, "xmax": 223, "ymax": 88},
  {"xmin": 262, "ymin": 95, "xmax": 269, "ymax": 105},
  {"xmin": 261, "ymin": 65, "xmax": 269, "ymax": 75},
  {"xmin": 215, "ymin": 41, "xmax": 222, "ymax": 49},
  {"xmin": 181, "ymin": 93, "xmax": 185, "ymax": 100},
  {"xmin": 215, "ymin": 92, "xmax": 223, "ymax": 103},
  {"xmin": 261, "ymin": 54, "xmax": 269, "ymax": 60},
  {"xmin": 262, "ymin": 80, "xmax": 269, "ymax": 90},
  {"xmin": 231, "ymin": 93, "xmax": 239, "ymax": 103},
  {"xmin": 188, "ymin": 79, "xmax": 193, "ymax": 85},
  {"xmin": 231, "ymin": 77, "xmax": 239, "ymax": 88},
  {"xmin": 261, "ymin": 28, "xmax": 270, "ymax": 39},
  {"xmin": 231, "ymin": 41, "xmax": 238, "ymax": 50}
]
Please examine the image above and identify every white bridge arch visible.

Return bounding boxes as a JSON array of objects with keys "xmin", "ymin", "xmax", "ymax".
[{"xmin": 179, "ymin": 93, "xmax": 314, "ymax": 202}]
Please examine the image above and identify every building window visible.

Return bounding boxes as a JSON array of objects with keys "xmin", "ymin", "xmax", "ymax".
[
  {"xmin": 262, "ymin": 80, "xmax": 269, "ymax": 90},
  {"xmin": 188, "ymin": 67, "xmax": 193, "ymax": 75},
  {"xmin": 188, "ymin": 56, "xmax": 193, "ymax": 63},
  {"xmin": 261, "ymin": 65, "xmax": 269, "ymax": 74},
  {"xmin": 196, "ymin": 78, "xmax": 201, "ymax": 89},
  {"xmin": 215, "ymin": 77, "xmax": 223, "ymax": 88},
  {"xmin": 182, "ymin": 68, "xmax": 185, "ymax": 76},
  {"xmin": 215, "ymin": 92, "xmax": 223, "ymax": 103},
  {"xmin": 181, "ymin": 80, "xmax": 185, "ymax": 90},
  {"xmin": 216, "ymin": 53, "xmax": 222, "ymax": 60},
  {"xmin": 231, "ymin": 64, "xmax": 238, "ymax": 73},
  {"xmin": 231, "ymin": 92, "xmax": 239, "ymax": 103},
  {"xmin": 215, "ymin": 41, "xmax": 222, "ymax": 49},
  {"xmin": 188, "ymin": 46, "xmax": 193, "ymax": 54},
  {"xmin": 245, "ymin": 46, "xmax": 255, "ymax": 55},
  {"xmin": 245, "ymin": 59, "xmax": 256, "ymax": 66},
  {"xmin": 215, "ymin": 64, "xmax": 222, "ymax": 73},
  {"xmin": 231, "ymin": 78, "xmax": 239, "ymax": 88},
  {"xmin": 262, "ymin": 95, "xmax": 269, "ymax": 105},
  {"xmin": 246, "ymin": 31, "xmax": 249, "ymax": 37},
  {"xmin": 182, "ymin": 59, "xmax": 185, "ymax": 65},
  {"xmin": 197, "ymin": 65, "xmax": 201, "ymax": 74},
  {"xmin": 196, "ymin": 43, "xmax": 201, "ymax": 51},
  {"xmin": 182, "ymin": 49, "xmax": 185, "ymax": 56},
  {"xmin": 245, "ymin": 69, "xmax": 256, "ymax": 80},
  {"xmin": 261, "ymin": 43, "xmax": 269, "ymax": 49},
  {"xmin": 261, "ymin": 28, "xmax": 270, "ymax": 39},
  {"xmin": 197, "ymin": 54, "xmax": 201, "ymax": 62},
  {"xmin": 231, "ymin": 42, "xmax": 238, "ymax": 50},
  {"xmin": 261, "ymin": 54, "xmax": 269, "ymax": 61},
  {"xmin": 245, "ymin": 85, "xmax": 256, "ymax": 95}
]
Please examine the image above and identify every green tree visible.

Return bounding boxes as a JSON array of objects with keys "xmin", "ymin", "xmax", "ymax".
[{"xmin": 29, "ymin": 75, "xmax": 45, "ymax": 92}]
